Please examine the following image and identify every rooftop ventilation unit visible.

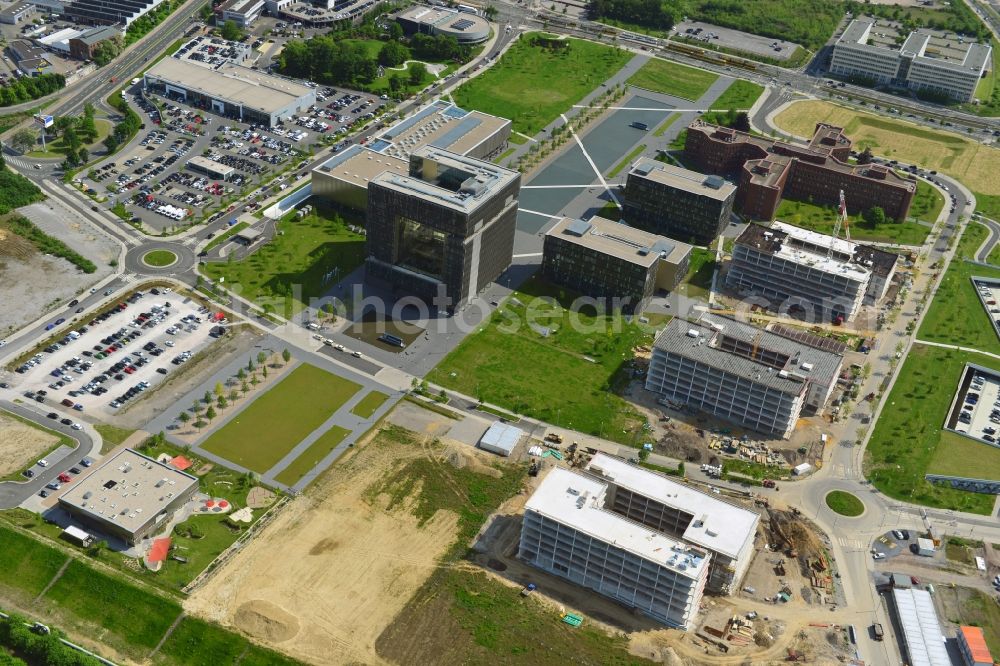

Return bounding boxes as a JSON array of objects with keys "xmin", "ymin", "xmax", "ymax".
[{"xmin": 687, "ymin": 329, "xmax": 699, "ymax": 338}]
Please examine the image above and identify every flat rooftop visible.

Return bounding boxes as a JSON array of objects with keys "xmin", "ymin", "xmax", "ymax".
[
  {"xmin": 526, "ymin": 467, "xmax": 709, "ymax": 579},
  {"xmin": 839, "ymin": 18, "xmax": 991, "ymax": 71},
  {"xmin": 314, "ymin": 143, "xmax": 409, "ymax": 188},
  {"xmin": 58, "ymin": 449, "xmax": 199, "ymax": 535},
  {"xmin": 892, "ymin": 588, "xmax": 950, "ymax": 666},
  {"xmin": 371, "ymin": 145, "xmax": 518, "ymax": 213},
  {"xmin": 188, "ymin": 155, "xmax": 235, "ymax": 175},
  {"xmin": 547, "ymin": 215, "xmax": 692, "ymax": 268},
  {"xmin": 375, "ymin": 100, "xmax": 510, "ymax": 161},
  {"xmin": 736, "ymin": 221, "xmax": 879, "ymax": 282},
  {"xmin": 652, "ymin": 314, "xmax": 842, "ymax": 394},
  {"xmin": 145, "ymin": 57, "xmax": 312, "ymax": 114},
  {"xmin": 586, "ymin": 453, "xmax": 758, "ymax": 559},
  {"xmin": 629, "ymin": 158, "xmax": 735, "ymax": 201}
]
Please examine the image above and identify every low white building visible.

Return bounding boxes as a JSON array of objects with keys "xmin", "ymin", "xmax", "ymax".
[{"xmin": 478, "ymin": 421, "xmax": 522, "ymax": 457}]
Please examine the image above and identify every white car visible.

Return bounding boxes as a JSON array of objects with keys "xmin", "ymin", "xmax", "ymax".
[
  {"xmin": 70, "ymin": 423, "xmax": 82, "ymax": 430},
  {"xmin": 37, "ymin": 459, "xmax": 48, "ymax": 467},
  {"xmin": 164, "ymin": 340, "xmax": 175, "ymax": 347},
  {"xmin": 0, "ymin": 339, "xmax": 6, "ymax": 347},
  {"xmin": 872, "ymin": 552, "xmax": 885, "ymax": 560}
]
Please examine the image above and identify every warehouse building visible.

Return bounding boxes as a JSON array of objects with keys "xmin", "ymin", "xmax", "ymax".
[
  {"xmin": 312, "ymin": 100, "xmax": 511, "ymax": 211},
  {"xmin": 0, "ymin": 0, "xmax": 35, "ymax": 24},
  {"xmin": 519, "ymin": 467, "xmax": 711, "ymax": 629},
  {"xmin": 541, "ymin": 215, "xmax": 692, "ymax": 314},
  {"xmin": 65, "ymin": 0, "xmax": 166, "ymax": 26},
  {"xmin": 728, "ymin": 221, "xmax": 898, "ymax": 321},
  {"xmin": 831, "ymin": 19, "xmax": 991, "ymax": 103},
  {"xmin": 645, "ymin": 314, "xmax": 842, "ymax": 438},
  {"xmin": 395, "ymin": 4, "xmax": 491, "ymax": 44},
  {"xmin": 684, "ymin": 120, "xmax": 916, "ymax": 222},
  {"xmin": 143, "ymin": 57, "xmax": 315, "ymax": 127},
  {"xmin": 366, "ymin": 145, "xmax": 520, "ymax": 309},
  {"xmin": 585, "ymin": 453, "xmax": 758, "ymax": 594},
  {"xmin": 478, "ymin": 421, "xmax": 524, "ymax": 457},
  {"xmin": 58, "ymin": 449, "xmax": 199, "ymax": 546},
  {"xmin": 186, "ymin": 155, "xmax": 236, "ymax": 181},
  {"xmin": 891, "ymin": 587, "xmax": 951, "ymax": 666},
  {"xmin": 622, "ymin": 158, "xmax": 736, "ymax": 246}
]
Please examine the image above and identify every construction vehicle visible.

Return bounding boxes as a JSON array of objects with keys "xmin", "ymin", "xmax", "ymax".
[
  {"xmin": 528, "ymin": 461, "xmax": 540, "ymax": 477},
  {"xmin": 544, "ymin": 433, "xmax": 564, "ymax": 444},
  {"xmin": 520, "ymin": 583, "xmax": 536, "ymax": 597}
]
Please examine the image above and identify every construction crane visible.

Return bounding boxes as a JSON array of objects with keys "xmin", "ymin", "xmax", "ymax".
[{"xmin": 827, "ymin": 189, "xmax": 850, "ymax": 258}]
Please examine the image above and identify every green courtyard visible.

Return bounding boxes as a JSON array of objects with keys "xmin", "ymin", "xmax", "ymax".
[
  {"xmin": 426, "ymin": 278, "xmax": 657, "ymax": 445},
  {"xmin": 453, "ymin": 34, "xmax": 632, "ymax": 137},
  {"xmin": 200, "ymin": 363, "xmax": 361, "ymax": 474},
  {"xmin": 201, "ymin": 205, "xmax": 365, "ymax": 318},
  {"xmin": 709, "ymin": 79, "xmax": 764, "ymax": 111}
]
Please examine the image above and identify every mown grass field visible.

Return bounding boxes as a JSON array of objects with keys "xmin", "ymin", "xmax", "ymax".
[
  {"xmin": 351, "ymin": 390, "xmax": 390, "ymax": 418},
  {"xmin": 274, "ymin": 425, "xmax": 351, "ymax": 487},
  {"xmin": 918, "ymin": 223, "xmax": 1000, "ymax": 356},
  {"xmin": 453, "ymin": 36, "xmax": 632, "ymax": 137},
  {"xmin": 774, "ymin": 190, "xmax": 937, "ymax": 245},
  {"xmin": 825, "ymin": 490, "xmax": 865, "ymax": 517},
  {"xmin": 426, "ymin": 278, "xmax": 654, "ymax": 445},
  {"xmin": 864, "ymin": 344, "xmax": 1000, "ymax": 515},
  {"xmin": 201, "ymin": 363, "xmax": 360, "ymax": 473},
  {"xmin": 710, "ymin": 79, "xmax": 765, "ymax": 110},
  {"xmin": 627, "ymin": 57, "xmax": 718, "ymax": 101},
  {"xmin": 773, "ymin": 100, "xmax": 1000, "ymax": 197},
  {"xmin": 676, "ymin": 247, "xmax": 716, "ymax": 299},
  {"xmin": 0, "ymin": 526, "xmax": 68, "ymax": 600}
]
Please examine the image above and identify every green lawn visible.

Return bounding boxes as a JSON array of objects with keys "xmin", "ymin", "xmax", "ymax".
[
  {"xmin": 676, "ymin": 247, "xmax": 716, "ymax": 300},
  {"xmin": 426, "ymin": 278, "xmax": 651, "ymax": 445},
  {"xmin": 143, "ymin": 249, "xmax": 177, "ymax": 267},
  {"xmin": 607, "ymin": 144, "xmax": 646, "ymax": 178},
  {"xmin": 825, "ymin": 490, "xmax": 865, "ymax": 517},
  {"xmin": 202, "ymin": 207, "xmax": 365, "ymax": 318},
  {"xmin": 200, "ymin": 364, "xmax": 360, "ymax": 474},
  {"xmin": 652, "ymin": 113, "xmax": 679, "ymax": 137},
  {"xmin": 274, "ymin": 425, "xmax": 351, "ymax": 488},
  {"xmin": 918, "ymin": 223, "xmax": 1000, "ymax": 356},
  {"xmin": 42, "ymin": 560, "xmax": 182, "ymax": 652},
  {"xmin": 94, "ymin": 423, "xmax": 137, "ymax": 454},
  {"xmin": 0, "ymin": 525, "xmax": 68, "ymax": 600},
  {"xmin": 774, "ymin": 198, "xmax": 932, "ymax": 245},
  {"xmin": 203, "ymin": 222, "xmax": 248, "ymax": 252},
  {"xmin": 453, "ymin": 35, "xmax": 632, "ymax": 137},
  {"xmin": 709, "ymin": 79, "xmax": 765, "ymax": 110},
  {"xmin": 626, "ymin": 58, "xmax": 718, "ymax": 101},
  {"xmin": 864, "ymin": 344, "xmax": 1000, "ymax": 515},
  {"xmin": 929, "ymin": 432, "xmax": 1000, "ymax": 481},
  {"xmin": 351, "ymin": 390, "xmax": 390, "ymax": 418},
  {"xmin": 911, "ymin": 179, "xmax": 946, "ymax": 224},
  {"xmin": 26, "ymin": 118, "xmax": 113, "ymax": 159},
  {"xmin": 157, "ymin": 617, "xmax": 247, "ymax": 665}
]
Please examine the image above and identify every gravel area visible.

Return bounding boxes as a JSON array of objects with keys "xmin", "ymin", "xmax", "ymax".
[{"xmin": 0, "ymin": 202, "xmax": 117, "ymax": 337}]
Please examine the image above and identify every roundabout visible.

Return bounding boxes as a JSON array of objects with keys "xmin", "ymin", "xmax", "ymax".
[
  {"xmin": 142, "ymin": 249, "xmax": 178, "ymax": 267},
  {"xmin": 125, "ymin": 242, "xmax": 195, "ymax": 276}
]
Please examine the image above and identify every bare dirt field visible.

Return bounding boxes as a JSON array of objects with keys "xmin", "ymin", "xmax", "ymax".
[
  {"xmin": 184, "ymin": 424, "xmax": 461, "ymax": 666},
  {"xmin": 0, "ymin": 410, "xmax": 59, "ymax": 477}
]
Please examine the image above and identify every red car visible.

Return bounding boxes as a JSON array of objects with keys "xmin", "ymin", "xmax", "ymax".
[{"xmin": 58, "ymin": 473, "xmax": 72, "ymax": 483}]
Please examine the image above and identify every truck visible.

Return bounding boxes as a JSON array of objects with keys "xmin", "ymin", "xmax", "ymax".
[{"xmin": 520, "ymin": 583, "xmax": 536, "ymax": 597}]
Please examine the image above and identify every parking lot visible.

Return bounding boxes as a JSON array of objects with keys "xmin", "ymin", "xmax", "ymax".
[
  {"xmin": 946, "ymin": 364, "xmax": 1000, "ymax": 445},
  {"xmin": 672, "ymin": 20, "xmax": 800, "ymax": 61},
  {"xmin": 973, "ymin": 277, "xmax": 1000, "ymax": 340},
  {"xmin": 10, "ymin": 288, "xmax": 225, "ymax": 418},
  {"xmin": 83, "ymin": 79, "xmax": 384, "ymax": 232}
]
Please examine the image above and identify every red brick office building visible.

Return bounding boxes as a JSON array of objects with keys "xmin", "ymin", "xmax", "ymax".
[{"xmin": 683, "ymin": 120, "xmax": 916, "ymax": 222}]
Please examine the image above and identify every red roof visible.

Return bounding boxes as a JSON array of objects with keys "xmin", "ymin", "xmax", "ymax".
[
  {"xmin": 961, "ymin": 626, "xmax": 993, "ymax": 664},
  {"xmin": 147, "ymin": 538, "xmax": 171, "ymax": 563},
  {"xmin": 169, "ymin": 455, "xmax": 192, "ymax": 471}
]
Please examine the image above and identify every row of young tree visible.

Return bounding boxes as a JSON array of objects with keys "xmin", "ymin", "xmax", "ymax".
[{"xmin": 0, "ymin": 73, "xmax": 65, "ymax": 108}]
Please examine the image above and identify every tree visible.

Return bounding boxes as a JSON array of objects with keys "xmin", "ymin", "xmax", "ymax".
[
  {"xmin": 388, "ymin": 73, "xmax": 404, "ymax": 94},
  {"xmin": 178, "ymin": 411, "xmax": 190, "ymax": 427},
  {"xmin": 203, "ymin": 390, "xmax": 212, "ymax": 404},
  {"xmin": 863, "ymin": 206, "xmax": 886, "ymax": 227},
  {"xmin": 262, "ymin": 365, "xmax": 268, "ymax": 379},
  {"xmin": 389, "ymin": 21, "xmax": 404, "ymax": 40},
  {"xmin": 206, "ymin": 405, "xmax": 217, "ymax": 422},
  {"xmin": 257, "ymin": 351, "xmax": 267, "ymax": 365},
  {"xmin": 484, "ymin": 4, "xmax": 498, "ymax": 19},
  {"xmin": 10, "ymin": 128, "xmax": 34, "ymax": 153},
  {"xmin": 241, "ymin": 380, "xmax": 250, "ymax": 395},
  {"xmin": 857, "ymin": 146, "xmax": 873, "ymax": 165},
  {"xmin": 281, "ymin": 348, "xmax": 291, "ymax": 364},
  {"xmin": 731, "ymin": 111, "xmax": 751, "ymax": 133},
  {"xmin": 408, "ymin": 62, "xmax": 427, "ymax": 86},
  {"xmin": 215, "ymin": 382, "xmax": 224, "ymax": 398},
  {"xmin": 229, "ymin": 389, "xmax": 238, "ymax": 403},
  {"xmin": 247, "ymin": 359, "xmax": 255, "ymax": 372},
  {"xmin": 378, "ymin": 40, "xmax": 410, "ymax": 68},
  {"xmin": 237, "ymin": 368, "xmax": 246, "ymax": 381},
  {"xmin": 77, "ymin": 147, "xmax": 88, "ymax": 165},
  {"xmin": 217, "ymin": 395, "xmax": 227, "ymax": 410},
  {"xmin": 194, "ymin": 419, "xmax": 207, "ymax": 430},
  {"xmin": 221, "ymin": 20, "xmax": 244, "ymax": 42}
]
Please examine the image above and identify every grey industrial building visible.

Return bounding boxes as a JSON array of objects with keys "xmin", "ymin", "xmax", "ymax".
[
  {"xmin": 519, "ymin": 466, "xmax": 711, "ymax": 629},
  {"xmin": 0, "ymin": 0, "xmax": 35, "ymax": 24},
  {"xmin": 143, "ymin": 57, "xmax": 315, "ymax": 127},
  {"xmin": 216, "ymin": 0, "xmax": 264, "ymax": 26},
  {"xmin": 541, "ymin": 215, "xmax": 692, "ymax": 313},
  {"xmin": 622, "ymin": 158, "xmax": 736, "ymax": 246},
  {"xmin": 365, "ymin": 146, "xmax": 520, "ymax": 309},
  {"xmin": 585, "ymin": 453, "xmax": 758, "ymax": 595},
  {"xmin": 645, "ymin": 314, "xmax": 842, "ymax": 438},
  {"xmin": 186, "ymin": 155, "xmax": 236, "ymax": 181},
  {"xmin": 58, "ymin": 449, "xmax": 199, "ymax": 546},
  {"xmin": 395, "ymin": 4, "xmax": 491, "ymax": 44},
  {"xmin": 831, "ymin": 18, "xmax": 992, "ymax": 102},
  {"xmin": 728, "ymin": 221, "xmax": 898, "ymax": 321},
  {"xmin": 65, "ymin": 0, "xmax": 166, "ymax": 26},
  {"xmin": 312, "ymin": 100, "xmax": 511, "ymax": 212}
]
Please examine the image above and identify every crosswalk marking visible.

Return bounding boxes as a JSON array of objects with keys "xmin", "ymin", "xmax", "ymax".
[
  {"xmin": 5, "ymin": 156, "xmax": 33, "ymax": 171},
  {"xmin": 838, "ymin": 536, "xmax": 864, "ymax": 550}
]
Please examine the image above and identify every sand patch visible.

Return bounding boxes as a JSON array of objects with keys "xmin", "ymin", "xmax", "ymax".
[
  {"xmin": 0, "ymin": 412, "xmax": 60, "ymax": 477},
  {"xmin": 234, "ymin": 600, "xmax": 300, "ymax": 643}
]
